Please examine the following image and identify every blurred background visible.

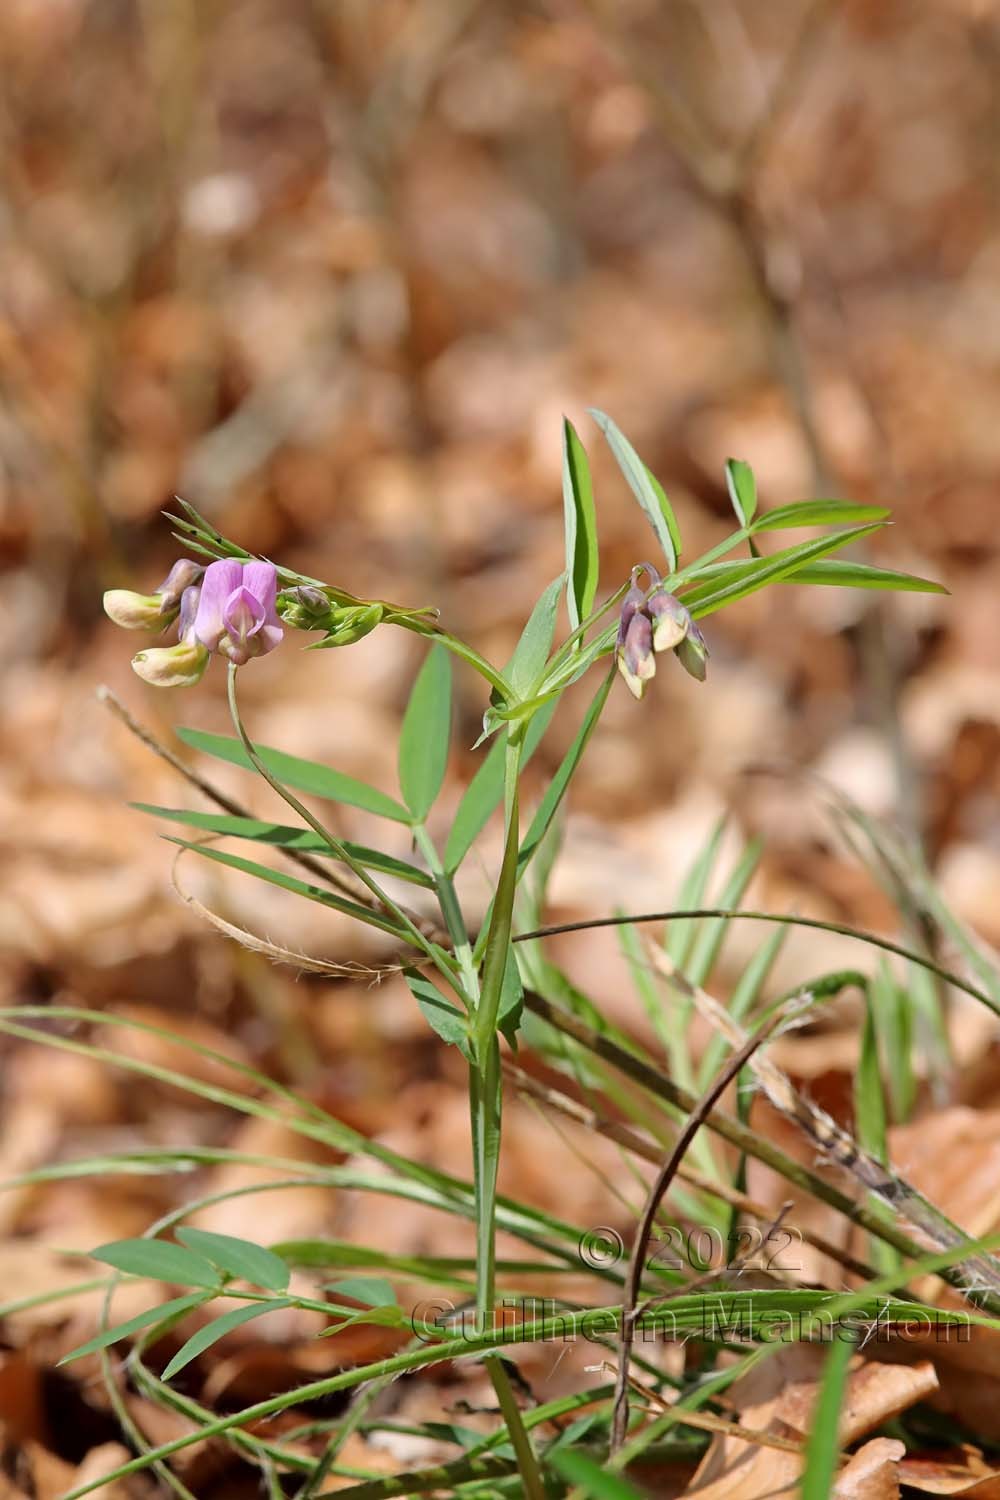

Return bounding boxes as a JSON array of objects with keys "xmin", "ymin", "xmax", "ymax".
[{"xmin": 2, "ymin": 0, "xmax": 1000, "ymax": 1460}]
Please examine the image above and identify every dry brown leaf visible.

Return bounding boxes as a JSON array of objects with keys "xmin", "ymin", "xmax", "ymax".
[
  {"xmin": 684, "ymin": 1345, "xmax": 937, "ymax": 1498},
  {"xmin": 68, "ymin": 1444, "xmax": 132, "ymax": 1500},
  {"xmin": 900, "ymin": 1453, "xmax": 1000, "ymax": 1497},
  {"xmin": 834, "ymin": 1437, "xmax": 906, "ymax": 1498}
]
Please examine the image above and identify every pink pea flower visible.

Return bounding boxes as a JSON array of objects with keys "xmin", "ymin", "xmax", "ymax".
[{"xmin": 193, "ymin": 559, "xmax": 284, "ymax": 667}]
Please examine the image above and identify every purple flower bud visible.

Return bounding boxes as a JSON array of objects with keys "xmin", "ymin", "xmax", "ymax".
[
  {"xmin": 193, "ymin": 559, "xmax": 283, "ymax": 667},
  {"xmin": 177, "ymin": 583, "xmax": 201, "ymax": 643},
  {"xmin": 617, "ymin": 584, "xmax": 648, "ymax": 638},
  {"xmin": 278, "ymin": 585, "xmax": 335, "ymax": 631},
  {"xmin": 155, "ymin": 559, "xmax": 204, "ymax": 612},
  {"xmin": 675, "ymin": 620, "xmax": 709, "ymax": 682},
  {"xmin": 616, "ymin": 610, "xmax": 656, "ymax": 700},
  {"xmin": 131, "ymin": 639, "xmax": 210, "ymax": 688},
  {"xmin": 647, "ymin": 590, "xmax": 691, "ymax": 653}
]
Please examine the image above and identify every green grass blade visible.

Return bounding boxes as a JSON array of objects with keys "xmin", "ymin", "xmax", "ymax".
[
  {"xmin": 550, "ymin": 1448, "xmax": 647, "ymax": 1497},
  {"xmin": 697, "ymin": 922, "xmax": 787, "ymax": 1088},
  {"xmin": 686, "ymin": 838, "xmax": 763, "ymax": 987},
  {"xmin": 666, "ymin": 819, "xmax": 727, "ymax": 969},
  {"xmin": 871, "ymin": 960, "xmax": 915, "ymax": 1125},
  {"xmin": 175, "ymin": 729, "xmax": 409, "ymax": 822},
  {"xmin": 856, "ymin": 986, "xmax": 900, "ymax": 1275},
  {"xmin": 799, "ymin": 1336, "xmax": 852, "ymax": 1500}
]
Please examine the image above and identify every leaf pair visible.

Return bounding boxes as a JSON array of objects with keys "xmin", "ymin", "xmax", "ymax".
[{"xmin": 62, "ymin": 1230, "xmax": 292, "ymax": 1377}]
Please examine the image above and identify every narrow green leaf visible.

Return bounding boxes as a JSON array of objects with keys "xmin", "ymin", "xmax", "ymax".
[
  {"xmin": 162, "ymin": 1299, "xmax": 293, "ymax": 1381},
  {"xmin": 774, "ymin": 558, "xmax": 946, "ymax": 593},
  {"xmin": 646, "ymin": 465, "xmax": 682, "ymax": 567},
  {"xmin": 684, "ymin": 524, "xmax": 884, "ymax": 617},
  {"xmin": 589, "ymin": 407, "xmax": 679, "ymax": 570},
  {"xmin": 686, "ymin": 838, "xmax": 762, "ymax": 987},
  {"xmin": 562, "ymin": 418, "xmax": 599, "ymax": 631},
  {"xmin": 666, "ymin": 819, "xmax": 727, "ymax": 969},
  {"xmin": 398, "ymin": 645, "xmax": 452, "ymax": 821},
  {"xmin": 91, "ymin": 1238, "xmax": 222, "ymax": 1289},
  {"xmin": 698, "ymin": 923, "xmax": 787, "ymax": 1088},
  {"xmin": 752, "ymin": 499, "xmax": 890, "ymax": 531},
  {"xmin": 59, "ymin": 1294, "xmax": 206, "ymax": 1364},
  {"xmin": 175, "ymin": 729, "xmax": 409, "ymax": 822},
  {"xmin": 498, "ymin": 954, "xmax": 524, "ymax": 1050},
  {"xmin": 326, "ymin": 1276, "xmax": 397, "ymax": 1308},
  {"xmin": 871, "ymin": 960, "xmax": 915, "ymax": 1125},
  {"xmin": 132, "ymin": 805, "xmax": 434, "ymax": 887},
  {"xmin": 679, "ymin": 556, "xmax": 946, "ymax": 596},
  {"xmin": 725, "ymin": 458, "xmax": 757, "ymax": 525},
  {"xmin": 277, "ymin": 1239, "xmax": 553, "ymax": 1280},
  {"xmin": 800, "ymin": 1336, "xmax": 853, "ymax": 1500},
  {"xmin": 405, "ymin": 971, "xmax": 471, "ymax": 1058},
  {"xmin": 175, "ymin": 1229, "xmax": 290, "ymax": 1292},
  {"xmin": 550, "ymin": 1449, "xmax": 646, "ymax": 1498},
  {"xmin": 618, "ymin": 915, "xmax": 675, "ymax": 1063},
  {"xmin": 506, "ymin": 576, "xmax": 565, "ymax": 699},
  {"xmin": 856, "ymin": 985, "xmax": 900, "ymax": 1275},
  {"xmin": 856, "ymin": 992, "xmax": 889, "ymax": 1166},
  {"xmin": 164, "ymin": 839, "xmax": 411, "ymax": 940},
  {"xmin": 444, "ymin": 701, "xmax": 557, "ymax": 874}
]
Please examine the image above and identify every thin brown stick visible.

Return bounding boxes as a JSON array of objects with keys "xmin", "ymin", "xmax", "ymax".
[
  {"xmin": 610, "ymin": 1008, "xmax": 787, "ymax": 1451},
  {"xmin": 618, "ymin": 1364, "xmax": 815, "ymax": 1460},
  {"xmin": 520, "ymin": 989, "xmax": 1000, "ymax": 1318},
  {"xmin": 504, "ymin": 1062, "xmax": 876, "ymax": 1282}
]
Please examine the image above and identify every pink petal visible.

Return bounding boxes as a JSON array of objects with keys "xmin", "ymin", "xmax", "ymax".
[
  {"xmin": 223, "ymin": 585, "xmax": 266, "ymax": 642},
  {"xmin": 254, "ymin": 620, "xmax": 284, "ymax": 656},
  {"xmin": 242, "ymin": 560, "xmax": 279, "ymax": 620},
  {"xmin": 193, "ymin": 559, "xmax": 243, "ymax": 650}
]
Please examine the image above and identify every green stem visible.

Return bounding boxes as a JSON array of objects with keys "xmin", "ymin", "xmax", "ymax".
[
  {"xmin": 58, "ymin": 1286, "xmax": 990, "ymax": 1500},
  {"xmin": 471, "ymin": 733, "xmax": 524, "ymax": 1331},
  {"xmin": 485, "ymin": 1355, "xmax": 546, "ymax": 1500},
  {"xmin": 412, "ymin": 823, "xmax": 478, "ymax": 1008}
]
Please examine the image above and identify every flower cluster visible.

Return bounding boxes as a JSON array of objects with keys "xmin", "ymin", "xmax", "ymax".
[
  {"xmin": 615, "ymin": 566, "xmax": 708, "ymax": 699},
  {"xmin": 104, "ymin": 558, "xmax": 284, "ymax": 687}
]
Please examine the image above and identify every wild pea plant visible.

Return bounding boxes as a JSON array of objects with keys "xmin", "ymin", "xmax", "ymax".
[{"xmin": 64, "ymin": 407, "xmax": 988, "ymax": 1495}]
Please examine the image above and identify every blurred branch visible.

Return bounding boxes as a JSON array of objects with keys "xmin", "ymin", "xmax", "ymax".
[{"xmin": 576, "ymin": 0, "xmax": 833, "ymax": 488}]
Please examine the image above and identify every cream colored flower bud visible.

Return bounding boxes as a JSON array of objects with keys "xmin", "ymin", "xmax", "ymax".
[
  {"xmin": 130, "ymin": 640, "xmax": 210, "ymax": 688},
  {"xmin": 103, "ymin": 590, "xmax": 174, "ymax": 631}
]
